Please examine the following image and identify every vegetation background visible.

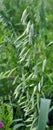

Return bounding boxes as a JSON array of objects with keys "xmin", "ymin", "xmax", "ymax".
[{"xmin": 0, "ymin": 0, "xmax": 53, "ymax": 130}]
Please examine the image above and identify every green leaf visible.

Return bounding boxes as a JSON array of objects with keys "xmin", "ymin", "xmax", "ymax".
[
  {"xmin": 38, "ymin": 98, "xmax": 51, "ymax": 130},
  {"xmin": 13, "ymin": 123, "xmax": 25, "ymax": 130}
]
